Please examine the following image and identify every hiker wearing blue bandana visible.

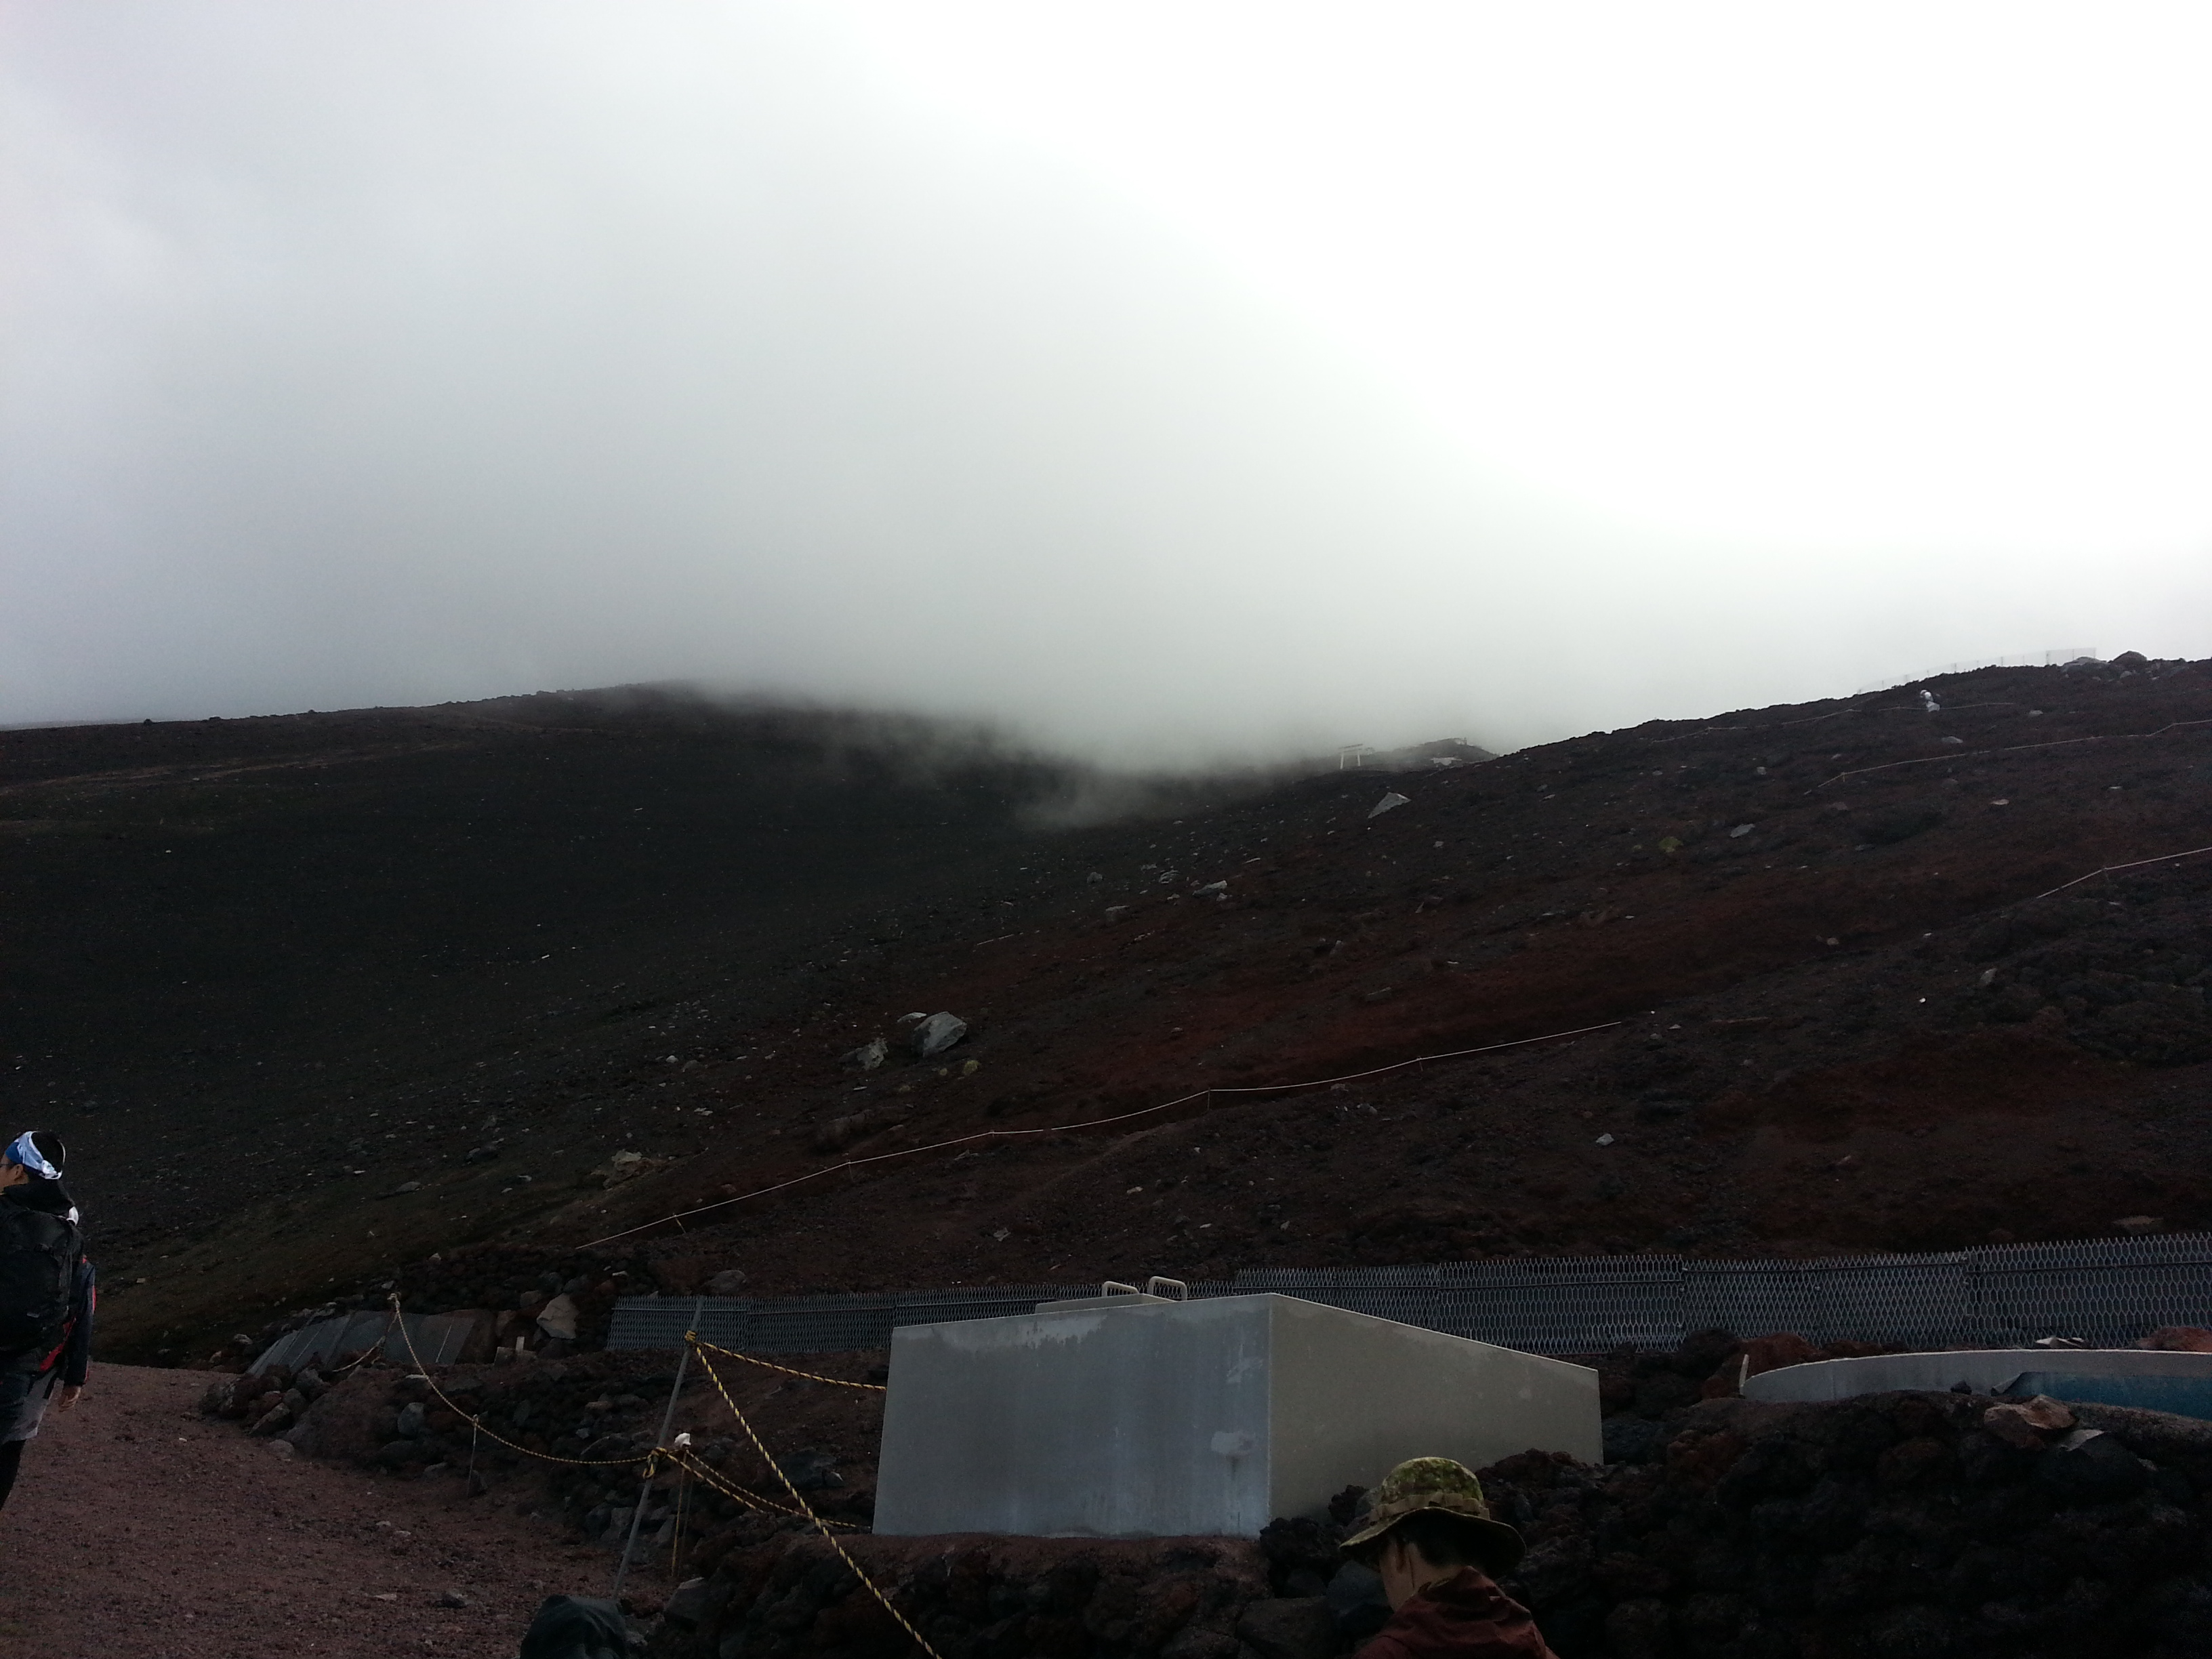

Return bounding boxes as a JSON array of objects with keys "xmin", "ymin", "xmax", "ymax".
[{"xmin": 0, "ymin": 1129, "xmax": 95, "ymax": 1512}]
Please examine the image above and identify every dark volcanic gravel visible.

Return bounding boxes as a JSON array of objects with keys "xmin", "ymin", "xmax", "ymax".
[{"xmin": 5, "ymin": 659, "xmax": 2210, "ymax": 1357}]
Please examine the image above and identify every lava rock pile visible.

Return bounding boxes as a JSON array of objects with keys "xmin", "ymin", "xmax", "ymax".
[{"xmin": 659, "ymin": 1387, "xmax": 2212, "ymax": 1658}]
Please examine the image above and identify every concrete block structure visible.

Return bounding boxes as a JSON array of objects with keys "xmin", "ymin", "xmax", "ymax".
[{"xmin": 874, "ymin": 1292, "xmax": 1599, "ymax": 1538}]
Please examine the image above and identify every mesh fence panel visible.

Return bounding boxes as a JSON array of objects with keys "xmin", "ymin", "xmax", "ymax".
[
  {"xmin": 606, "ymin": 1296, "xmax": 707, "ymax": 1353},
  {"xmin": 894, "ymin": 1284, "xmax": 1095, "ymax": 1326},
  {"xmin": 1972, "ymin": 1233, "xmax": 2212, "ymax": 1347},
  {"xmin": 1437, "ymin": 1256, "xmax": 1686, "ymax": 1353},
  {"xmin": 743, "ymin": 1294, "xmax": 903, "ymax": 1353},
  {"xmin": 1687, "ymin": 1252, "xmax": 1975, "ymax": 1350},
  {"xmin": 602, "ymin": 1233, "xmax": 2212, "ymax": 1357}
]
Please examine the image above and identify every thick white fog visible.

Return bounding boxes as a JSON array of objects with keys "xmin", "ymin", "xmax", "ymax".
[{"xmin": 5, "ymin": 2, "xmax": 2209, "ymax": 762}]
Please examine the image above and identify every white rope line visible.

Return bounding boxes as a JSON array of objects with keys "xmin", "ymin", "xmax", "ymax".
[
  {"xmin": 1810, "ymin": 716, "xmax": 2212, "ymax": 790},
  {"xmin": 1641, "ymin": 698, "xmax": 2028, "ymax": 743},
  {"xmin": 2025, "ymin": 843, "xmax": 2212, "ymax": 903},
  {"xmin": 575, "ymin": 1019, "xmax": 1622, "ymax": 1248}
]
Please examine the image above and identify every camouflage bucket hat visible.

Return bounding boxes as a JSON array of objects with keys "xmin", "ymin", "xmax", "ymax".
[{"xmin": 1340, "ymin": 1456, "xmax": 1525, "ymax": 1575}]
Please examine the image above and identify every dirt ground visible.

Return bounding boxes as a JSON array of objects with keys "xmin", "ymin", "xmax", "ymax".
[{"xmin": 0, "ymin": 1365, "xmax": 647, "ymax": 1659}]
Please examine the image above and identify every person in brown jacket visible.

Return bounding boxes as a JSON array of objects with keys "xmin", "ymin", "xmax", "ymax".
[{"xmin": 1340, "ymin": 1457, "xmax": 1560, "ymax": 1659}]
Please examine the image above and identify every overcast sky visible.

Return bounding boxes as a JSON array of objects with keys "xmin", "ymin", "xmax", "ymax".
[{"xmin": 6, "ymin": 3, "xmax": 2210, "ymax": 762}]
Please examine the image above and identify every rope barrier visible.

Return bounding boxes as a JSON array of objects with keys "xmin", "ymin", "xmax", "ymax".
[
  {"xmin": 575, "ymin": 1019, "xmax": 1621, "ymax": 1249},
  {"xmin": 660, "ymin": 1444, "xmax": 864, "ymax": 1530},
  {"xmin": 1809, "ymin": 716, "xmax": 2212, "ymax": 791},
  {"xmin": 686, "ymin": 1337, "xmax": 885, "ymax": 1392},
  {"xmin": 386, "ymin": 1296, "xmax": 658, "ymax": 1469},
  {"xmin": 691, "ymin": 1339, "xmax": 940, "ymax": 1658},
  {"xmin": 1633, "ymin": 698, "xmax": 2023, "ymax": 741},
  {"xmin": 367, "ymin": 1300, "xmax": 902, "ymax": 1654},
  {"xmin": 2024, "ymin": 842, "xmax": 2212, "ymax": 904},
  {"xmin": 614, "ymin": 1305, "xmax": 697, "ymax": 1599},
  {"xmin": 378, "ymin": 1299, "xmax": 886, "ymax": 1512}
]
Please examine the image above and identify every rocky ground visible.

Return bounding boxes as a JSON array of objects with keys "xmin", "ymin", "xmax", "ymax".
[
  {"xmin": 172, "ymin": 1322, "xmax": 2212, "ymax": 1657},
  {"xmin": 177, "ymin": 1326, "xmax": 2212, "ymax": 1658},
  {"xmin": 7, "ymin": 657, "xmax": 2210, "ymax": 1356}
]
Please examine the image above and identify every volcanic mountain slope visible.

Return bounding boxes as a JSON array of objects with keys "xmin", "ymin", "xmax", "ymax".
[
  {"xmin": 10, "ymin": 658, "xmax": 2212, "ymax": 1358},
  {"xmin": 514, "ymin": 651, "xmax": 2212, "ymax": 1300},
  {"xmin": 1, "ymin": 691, "xmax": 1259, "ymax": 1342}
]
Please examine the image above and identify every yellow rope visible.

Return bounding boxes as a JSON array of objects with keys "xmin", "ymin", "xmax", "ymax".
[
  {"xmin": 386, "ymin": 1296, "xmax": 657, "ymax": 1468},
  {"xmin": 326, "ymin": 1307, "xmax": 398, "ymax": 1377},
  {"xmin": 686, "ymin": 1337, "xmax": 886, "ymax": 1392},
  {"xmin": 690, "ymin": 1338, "xmax": 939, "ymax": 1658},
  {"xmin": 377, "ymin": 1297, "xmax": 896, "ymax": 1621},
  {"xmin": 660, "ymin": 1445, "xmax": 863, "ymax": 1530}
]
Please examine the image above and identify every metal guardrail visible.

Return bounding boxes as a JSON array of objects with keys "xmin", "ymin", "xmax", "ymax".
[{"xmin": 604, "ymin": 1233, "xmax": 2212, "ymax": 1357}]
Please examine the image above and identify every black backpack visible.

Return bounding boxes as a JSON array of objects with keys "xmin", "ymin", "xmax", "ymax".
[
  {"xmin": 0, "ymin": 1201, "xmax": 80, "ymax": 1363},
  {"xmin": 518, "ymin": 1595, "xmax": 633, "ymax": 1658}
]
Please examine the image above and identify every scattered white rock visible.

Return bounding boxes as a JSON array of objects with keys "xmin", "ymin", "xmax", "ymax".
[
  {"xmin": 535, "ymin": 1294, "xmax": 579, "ymax": 1342},
  {"xmin": 911, "ymin": 1012, "xmax": 968, "ymax": 1057}
]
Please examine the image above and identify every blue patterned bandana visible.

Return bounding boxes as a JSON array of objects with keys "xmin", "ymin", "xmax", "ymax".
[{"xmin": 4, "ymin": 1131, "xmax": 59, "ymax": 1181}]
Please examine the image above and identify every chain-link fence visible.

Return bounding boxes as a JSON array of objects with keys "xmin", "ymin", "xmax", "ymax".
[{"xmin": 605, "ymin": 1233, "xmax": 2212, "ymax": 1357}]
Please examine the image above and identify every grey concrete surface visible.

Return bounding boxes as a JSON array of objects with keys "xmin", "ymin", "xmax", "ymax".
[
  {"xmin": 252, "ymin": 1309, "xmax": 486, "ymax": 1372},
  {"xmin": 873, "ymin": 1292, "xmax": 1598, "ymax": 1538},
  {"xmin": 1744, "ymin": 1347, "xmax": 2212, "ymax": 1404}
]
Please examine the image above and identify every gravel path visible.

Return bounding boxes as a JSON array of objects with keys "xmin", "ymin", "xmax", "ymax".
[{"xmin": 0, "ymin": 1365, "xmax": 642, "ymax": 1659}]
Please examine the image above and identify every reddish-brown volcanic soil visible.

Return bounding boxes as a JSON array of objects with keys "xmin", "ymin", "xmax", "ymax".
[
  {"xmin": 0, "ymin": 1365, "xmax": 626, "ymax": 1658},
  {"xmin": 512, "ymin": 652, "xmax": 2212, "ymax": 1307},
  {"xmin": 8, "ymin": 658, "xmax": 2211, "ymax": 1355},
  {"xmin": 531, "ymin": 655, "xmax": 2212, "ymax": 1309}
]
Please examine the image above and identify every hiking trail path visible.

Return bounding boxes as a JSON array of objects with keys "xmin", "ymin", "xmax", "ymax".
[{"xmin": 1, "ymin": 1364, "xmax": 638, "ymax": 1659}]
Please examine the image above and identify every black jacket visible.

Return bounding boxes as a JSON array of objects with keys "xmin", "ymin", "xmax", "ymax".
[
  {"xmin": 3, "ymin": 1182, "xmax": 93, "ymax": 1386},
  {"xmin": 52, "ymin": 1256, "xmax": 95, "ymax": 1388}
]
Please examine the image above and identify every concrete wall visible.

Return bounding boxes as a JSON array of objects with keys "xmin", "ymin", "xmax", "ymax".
[
  {"xmin": 252, "ymin": 1309, "xmax": 491, "ymax": 1373},
  {"xmin": 1744, "ymin": 1347, "xmax": 2212, "ymax": 1404},
  {"xmin": 1269, "ymin": 1296, "xmax": 1599, "ymax": 1519},
  {"xmin": 875, "ymin": 1295, "xmax": 1275, "ymax": 1538},
  {"xmin": 874, "ymin": 1292, "xmax": 1598, "ymax": 1538}
]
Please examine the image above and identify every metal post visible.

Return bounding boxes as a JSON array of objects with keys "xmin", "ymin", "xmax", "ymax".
[{"xmin": 613, "ymin": 1296, "xmax": 702, "ymax": 1598}]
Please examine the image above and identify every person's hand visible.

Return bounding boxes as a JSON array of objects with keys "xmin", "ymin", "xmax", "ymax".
[{"xmin": 55, "ymin": 1384, "xmax": 82, "ymax": 1413}]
